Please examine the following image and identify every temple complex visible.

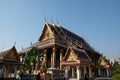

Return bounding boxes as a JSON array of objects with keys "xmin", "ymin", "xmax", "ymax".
[{"xmin": 17, "ymin": 21, "xmax": 112, "ymax": 79}]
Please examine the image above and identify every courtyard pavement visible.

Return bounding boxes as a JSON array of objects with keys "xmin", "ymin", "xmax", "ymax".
[{"xmin": 69, "ymin": 77, "xmax": 112, "ymax": 80}]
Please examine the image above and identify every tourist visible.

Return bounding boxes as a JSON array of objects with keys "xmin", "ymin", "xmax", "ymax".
[
  {"xmin": 84, "ymin": 73, "xmax": 89, "ymax": 80},
  {"xmin": 36, "ymin": 73, "xmax": 40, "ymax": 80},
  {"xmin": 40, "ymin": 72, "xmax": 45, "ymax": 80},
  {"xmin": 43, "ymin": 72, "xmax": 45, "ymax": 80},
  {"xmin": 51, "ymin": 72, "xmax": 55, "ymax": 80}
]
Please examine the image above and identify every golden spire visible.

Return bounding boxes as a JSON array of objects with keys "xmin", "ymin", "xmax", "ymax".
[
  {"xmin": 70, "ymin": 40, "xmax": 73, "ymax": 46},
  {"xmin": 75, "ymin": 40, "xmax": 78, "ymax": 47},
  {"xmin": 30, "ymin": 42, "xmax": 32, "ymax": 46},
  {"xmin": 44, "ymin": 16, "xmax": 47, "ymax": 23},
  {"xmin": 64, "ymin": 34, "xmax": 66, "ymax": 40},
  {"xmin": 51, "ymin": 16, "xmax": 55, "ymax": 27},
  {"xmin": 14, "ymin": 41, "xmax": 16, "ymax": 47},
  {"xmin": 22, "ymin": 46, "xmax": 23, "ymax": 50},
  {"xmin": 80, "ymin": 43, "xmax": 83, "ymax": 48},
  {"xmin": 51, "ymin": 16, "xmax": 54, "ymax": 24},
  {"xmin": 56, "ymin": 17, "xmax": 60, "ymax": 27}
]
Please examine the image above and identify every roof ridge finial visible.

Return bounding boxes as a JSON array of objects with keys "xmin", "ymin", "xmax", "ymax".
[
  {"xmin": 14, "ymin": 41, "xmax": 16, "ymax": 47},
  {"xmin": 30, "ymin": 42, "xmax": 32, "ymax": 46},
  {"xmin": 44, "ymin": 16, "xmax": 47, "ymax": 23},
  {"xmin": 56, "ymin": 17, "xmax": 60, "ymax": 27},
  {"xmin": 22, "ymin": 46, "xmax": 23, "ymax": 50},
  {"xmin": 51, "ymin": 16, "xmax": 54, "ymax": 25}
]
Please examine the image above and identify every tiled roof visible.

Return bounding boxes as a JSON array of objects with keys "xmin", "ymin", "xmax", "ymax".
[
  {"xmin": 19, "ymin": 22, "xmax": 100, "ymax": 55},
  {"xmin": 62, "ymin": 46, "xmax": 93, "ymax": 66},
  {"xmin": 46, "ymin": 23, "xmax": 96, "ymax": 52},
  {"xmin": 0, "ymin": 46, "xmax": 17, "ymax": 60},
  {"xmin": 0, "ymin": 47, "xmax": 12, "ymax": 60},
  {"xmin": 73, "ymin": 49, "xmax": 89, "ymax": 59}
]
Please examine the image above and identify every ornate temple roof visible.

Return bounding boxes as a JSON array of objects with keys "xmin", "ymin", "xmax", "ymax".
[
  {"xmin": 97, "ymin": 56, "xmax": 110, "ymax": 68},
  {"xmin": 61, "ymin": 46, "xmax": 93, "ymax": 66},
  {"xmin": 19, "ymin": 22, "xmax": 100, "ymax": 55},
  {"xmin": 0, "ymin": 46, "xmax": 19, "ymax": 63}
]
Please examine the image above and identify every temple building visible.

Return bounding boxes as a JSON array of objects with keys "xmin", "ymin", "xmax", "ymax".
[
  {"xmin": 0, "ymin": 46, "xmax": 20, "ymax": 78},
  {"xmin": 19, "ymin": 21, "xmax": 112, "ymax": 79}
]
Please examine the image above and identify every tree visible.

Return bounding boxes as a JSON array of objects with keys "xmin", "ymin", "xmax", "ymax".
[
  {"xmin": 112, "ymin": 60, "xmax": 120, "ymax": 80},
  {"xmin": 20, "ymin": 47, "xmax": 44, "ymax": 73}
]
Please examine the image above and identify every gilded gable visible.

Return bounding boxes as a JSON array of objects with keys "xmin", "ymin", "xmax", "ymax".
[
  {"xmin": 98, "ymin": 57, "xmax": 107, "ymax": 66},
  {"xmin": 39, "ymin": 24, "xmax": 54, "ymax": 41},
  {"xmin": 3, "ymin": 50, "xmax": 18, "ymax": 61},
  {"xmin": 67, "ymin": 50, "xmax": 78, "ymax": 61},
  {"xmin": 1, "ymin": 46, "xmax": 18, "ymax": 61}
]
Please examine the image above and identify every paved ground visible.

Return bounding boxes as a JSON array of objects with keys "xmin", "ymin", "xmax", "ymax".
[
  {"xmin": 69, "ymin": 78, "xmax": 78, "ymax": 80},
  {"xmin": 69, "ymin": 77, "xmax": 112, "ymax": 80},
  {"xmin": 94, "ymin": 77, "xmax": 112, "ymax": 80}
]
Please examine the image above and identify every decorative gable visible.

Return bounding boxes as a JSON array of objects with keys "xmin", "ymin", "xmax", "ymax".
[
  {"xmin": 4, "ymin": 51, "xmax": 17, "ymax": 61},
  {"xmin": 98, "ymin": 57, "xmax": 107, "ymax": 66},
  {"xmin": 39, "ymin": 23, "xmax": 54, "ymax": 41},
  {"xmin": 67, "ymin": 50, "xmax": 78, "ymax": 62},
  {"xmin": 62, "ymin": 46, "xmax": 93, "ymax": 66},
  {"xmin": 63, "ymin": 46, "xmax": 78, "ymax": 62},
  {"xmin": 2, "ymin": 46, "xmax": 18, "ymax": 61}
]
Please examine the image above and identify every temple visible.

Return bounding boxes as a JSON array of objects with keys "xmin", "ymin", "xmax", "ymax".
[
  {"xmin": 0, "ymin": 46, "xmax": 20, "ymax": 78},
  {"xmin": 18, "ymin": 21, "xmax": 112, "ymax": 79}
]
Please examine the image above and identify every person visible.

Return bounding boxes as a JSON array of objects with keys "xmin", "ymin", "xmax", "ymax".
[
  {"xmin": 51, "ymin": 72, "xmax": 54, "ymax": 80},
  {"xmin": 40, "ymin": 72, "xmax": 43, "ymax": 80},
  {"xmin": 36, "ymin": 73, "xmax": 40, "ymax": 80},
  {"xmin": 40, "ymin": 72, "xmax": 46, "ymax": 80},
  {"xmin": 20, "ymin": 72, "xmax": 24, "ymax": 80},
  {"xmin": 84, "ymin": 73, "xmax": 89, "ymax": 80},
  {"xmin": 43, "ymin": 72, "xmax": 45, "ymax": 80}
]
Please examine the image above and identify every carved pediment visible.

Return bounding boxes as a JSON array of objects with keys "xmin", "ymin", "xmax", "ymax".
[
  {"xmin": 2, "ymin": 46, "xmax": 18, "ymax": 61},
  {"xmin": 67, "ymin": 50, "xmax": 78, "ymax": 61},
  {"xmin": 4, "ymin": 52, "xmax": 17, "ymax": 61},
  {"xmin": 39, "ymin": 23, "xmax": 54, "ymax": 41},
  {"xmin": 98, "ymin": 57, "xmax": 107, "ymax": 66}
]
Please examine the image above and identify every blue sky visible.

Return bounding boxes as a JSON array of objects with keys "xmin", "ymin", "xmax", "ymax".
[{"xmin": 0, "ymin": 0, "xmax": 120, "ymax": 60}]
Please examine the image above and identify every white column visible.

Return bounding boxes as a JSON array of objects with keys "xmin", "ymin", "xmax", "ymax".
[
  {"xmin": 60, "ymin": 49, "xmax": 63, "ymax": 70},
  {"xmin": 77, "ymin": 66, "xmax": 81, "ymax": 80},
  {"xmin": 44, "ymin": 49, "xmax": 47, "ymax": 67},
  {"xmin": 52, "ymin": 47, "xmax": 56, "ymax": 67},
  {"xmin": 51, "ymin": 52, "xmax": 53, "ymax": 67},
  {"xmin": 20, "ymin": 56, "xmax": 22, "ymax": 62},
  {"xmin": 3, "ymin": 65, "xmax": 5, "ymax": 77},
  {"xmin": 98, "ymin": 68, "xmax": 101, "ymax": 76},
  {"xmin": 65, "ymin": 67, "xmax": 68, "ymax": 79},
  {"xmin": 106, "ymin": 69, "xmax": 109, "ymax": 77},
  {"xmin": 89, "ymin": 66, "xmax": 92, "ymax": 78},
  {"xmin": 84, "ymin": 66, "xmax": 86, "ymax": 76},
  {"xmin": 14, "ymin": 66, "xmax": 17, "ymax": 78},
  {"xmin": 72, "ymin": 68, "xmax": 75, "ymax": 78}
]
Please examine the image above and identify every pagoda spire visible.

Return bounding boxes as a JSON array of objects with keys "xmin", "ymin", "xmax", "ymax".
[
  {"xmin": 44, "ymin": 16, "xmax": 47, "ymax": 23},
  {"xmin": 30, "ymin": 42, "xmax": 32, "ymax": 46},
  {"xmin": 56, "ymin": 17, "xmax": 60, "ymax": 27},
  {"xmin": 51, "ymin": 16, "xmax": 55, "ymax": 26},
  {"xmin": 51, "ymin": 16, "xmax": 54, "ymax": 24},
  {"xmin": 13, "ymin": 41, "xmax": 16, "ymax": 47},
  {"xmin": 21, "ymin": 46, "xmax": 23, "ymax": 50}
]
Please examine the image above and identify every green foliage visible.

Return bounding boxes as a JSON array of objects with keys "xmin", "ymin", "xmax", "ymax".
[
  {"xmin": 112, "ymin": 74, "xmax": 120, "ymax": 80},
  {"xmin": 20, "ymin": 47, "xmax": 44, "ymax": 72},
  {"xmin": 113, "ymin": 63, "xmax": 120, "ymax": 74}
]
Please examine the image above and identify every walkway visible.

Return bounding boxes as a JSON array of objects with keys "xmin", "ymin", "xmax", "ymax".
[
  {"xmin": 95, "ymin": 77, "xmax": 112, "ymax": 80},
  {"xmin": 69, "ymin": 78, "xmax": 78, "ymax": 80},
  {"xmin": 69, "ymin": 77, "xmax": 112, "ymax": 80}
]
